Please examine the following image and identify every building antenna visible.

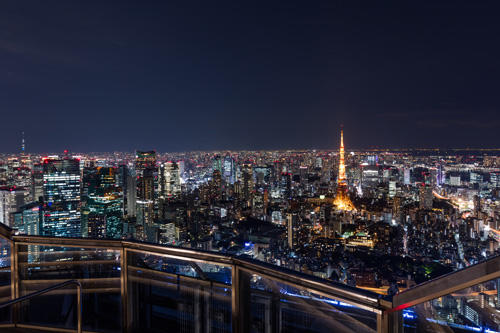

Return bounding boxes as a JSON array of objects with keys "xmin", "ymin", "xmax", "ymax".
[{"xmin": 21, "ymin": 131, "xmax": 25, "ymax": 153}]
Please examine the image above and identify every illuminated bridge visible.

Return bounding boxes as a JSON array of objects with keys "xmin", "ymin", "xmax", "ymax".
[{"xmin": 0, "ymin": 222, "xmax": 498, "ymax": 333}]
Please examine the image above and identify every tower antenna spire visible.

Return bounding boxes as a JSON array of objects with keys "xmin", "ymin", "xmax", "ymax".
[
  {"xmin": 333, "ymin": 125, "xmax": 355, "ymax": 211},
  {"xmin": 21, "ymin": 131, "xmax": 25, "ymax": 153}
]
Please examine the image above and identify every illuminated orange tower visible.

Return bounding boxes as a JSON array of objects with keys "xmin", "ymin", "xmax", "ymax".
[{"xmin": 333, "ymin": 126, "xmax": 355, "ymax": 211}]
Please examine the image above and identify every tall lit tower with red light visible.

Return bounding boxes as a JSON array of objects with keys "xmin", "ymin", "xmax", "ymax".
[{"xmin": 333, "ymin": 126, "xmax": 355, "ymax": 211}]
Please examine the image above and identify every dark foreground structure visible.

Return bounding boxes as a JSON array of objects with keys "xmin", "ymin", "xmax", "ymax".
[{"xmin": 0, "ymin": 222, "xmax": 498, "ymax": 333}]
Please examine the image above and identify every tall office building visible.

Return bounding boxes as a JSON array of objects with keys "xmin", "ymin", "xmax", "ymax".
[
  {"xmin": 419, "ymin": 184, "xmax": 433, "ymax": 210},
  {"xmin": 241, "ymin": 163, "xmax": 253, "ymax": 207},
  {"xmin": 42, "ymin": 157, "xmax": 81, "ymax": 237},
  {"xmin": 280, "ymin": 172, "xmax": 292, "ymax": 200},
  {"xmin": 12, "ymin": 202, "xmax": 42, "ymax": 236},
  {"xmin": 287, "ymin": 212, "xmax": 299, "ymax": 249},
  {"xmin": 135, "ymin": 151, "xmax": 157, "ymax": 233},
  {"xmin": 12, "ymin": 202, "xmax": 42, "ymax": 262},
  {"xmin": 31, "ymin": 163, "xmax": 44, "ymax": 202},
  {"xmin": 212, "ymin": 155, "xmax": 223, "ymax": 174},
  {"xmin": 0, "ymin": 186, "xmax": 27, "ymax": 227},
  {"xmin": 473, "ymin": 195, "xmax": 481, "ymax": 218},
  {"xmin": 159, "ymin": 161, "xmax": 181, "ymax": 199},
  {"xmin": 403, "ymin": 168, "xmax": 411, "ymax": 185},
  {"xmin": 81, "ymin": 167, "xmax": 123, "ymax": 238},
  {"xmin": 136, "ymin": 151, "xmax": 156, "ymax": 171},
  {"xmin": 126, "ymin": 171, "xmax": 137, "ymax": 218},
  {"xmin": 210, "ymin": 169, "xmax": 223, "ymax": 202},
  {"xmin": 117, "ymin": 164, "xmax": 130, "ymax": 217},
  {"xmin": 388, "ymin": 181, "xmax": 397, "ymax": 198},
  {"xmin": 223, "ymin": 154, "xmax": 235, "ymax": 184},
  {"xmin": 392, "ymin": 196, "xmax": 404, "ymax": 224}
]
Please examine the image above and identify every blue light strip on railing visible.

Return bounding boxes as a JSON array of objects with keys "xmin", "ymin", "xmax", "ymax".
[
  {"xmin": 282, "ymin": 289, "xmax": 420, "ymax": 322},
  {"xmin": 486, "ymin": 329, "xmax": 500, "ymax": 333},
  {"xmin": 281, "ymin": 290, "xmax": 356, "ymax": 308},
  {"xmin": 425, "ymin": 318, "xmax": 496, "ymax": 332},
  {"xmin": 402, "ymin": 310, "xmax": 416, "ymax": 320}
]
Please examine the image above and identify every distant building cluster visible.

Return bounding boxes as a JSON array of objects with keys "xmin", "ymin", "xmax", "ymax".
[{"xmin": 2, "ymin": 131, "xmax": 500, "ymax": 296}]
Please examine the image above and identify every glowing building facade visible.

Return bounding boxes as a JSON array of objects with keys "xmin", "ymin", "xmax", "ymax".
[
  {"xmin": 159, "ymin": 161, "xmax": 181, "ymax": 199},
  {"xmin": 333, "ymin": 128, "xmax": 355, "ymax": 211},
  {"xmin": 0, "ymin": 186, "xmax": 27, "ymax": 227},
  {"xmin": 135, "ymin": 151, "xmax": 157, "ymax": 240},
  {"xmin": 42, "ymin": 158, "xmax": 81, "ymax": 237},
  {"xmin": 81, "ymin": 167, "xmax": 123, "ymax": 238}
]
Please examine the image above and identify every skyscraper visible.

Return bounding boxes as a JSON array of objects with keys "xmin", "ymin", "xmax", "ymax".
[
  {"xmin": 223, "ymin": 154, "xmax": 235, "ymax": 184},
  {"xmin": 135, "ymin": 151, "xmax": 157, "ymax": 236},
  {"xmin": 81, "ymin": 167, "xmax": 123, "ymax": 238},
  {"xmin": 419, "ymin": 184, "xmax": 433, "ymax": 210},
  {"xmin": 241, "ymin": 163, "xmax": 253, "ymax": 207},
  {"xmin": 333, "ymin": 127, "xmax": 355, "ymax": 211},
  {"xmin": 0, "ymin": 186, "xmax": 27, "ymax": 226},
  {"xmin": 31, "ymin": 163, "xmax": 44, "ymax": 202},
  {"xmin": 42, "ymin": 157, "xmax": 81, "ymax": 237},
  {"xmin": 159, "ymin": 161, "xmax": 181, "ymax": 199},
  {"xmin": 12, "ymin": 202, "xmax": 42, "ymax": 236},
  {"xmin": 210, "ymin": 169, "xmax": 223, "ymax": 202},
  {"xmin": 287, "ymin": 212, "xmax": 299, "ymax": 249}
]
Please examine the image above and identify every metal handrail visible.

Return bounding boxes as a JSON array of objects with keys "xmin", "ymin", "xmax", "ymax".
[
  {"xmin": 391, "ymin": 253, "xmax": 500, "ymax": 312},
  {"xmin": 8, "ymin": 233, "xmax": 386, "ymax": 310},
  {"xmin": 1, "ymin": 227, "xmax": 396, "ymax": 326},
  {"xmin": 0, "ymin": 279, "xmax": 83, "ymax": 333}
]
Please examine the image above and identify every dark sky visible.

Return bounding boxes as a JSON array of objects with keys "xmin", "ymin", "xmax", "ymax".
[{"xmin": 1, "ymin": 1, "xmax": 500, "ymax": 152}]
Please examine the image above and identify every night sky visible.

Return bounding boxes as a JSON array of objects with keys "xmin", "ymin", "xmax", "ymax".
[{"xmin": 1, "ymin": 1, "xmax": 500, "ymax": 153}]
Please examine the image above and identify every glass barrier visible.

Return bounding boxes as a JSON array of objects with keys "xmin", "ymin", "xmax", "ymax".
[
  {"xmin": 0, "ymin": 236, "xmax": 11, "ymax": 323},
  {"xmin": 403, "ymin": 277, "xmax": 500, "ymax": 332},
  {"xmin": 17, "ymin": 244, "xmax": 121, "ymax": 332},
  {"xmin": 127, "ymin": 249, "xmax": 232, "ymax": 333},
  {"xmin": 0, "ymin": 236, "xmax": 388, "ymax": 332},
  {"xmin": 247, "ymin": 273, "xmax": 378, "ymax": 333}
]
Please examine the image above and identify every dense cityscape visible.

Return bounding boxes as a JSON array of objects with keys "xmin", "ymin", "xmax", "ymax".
[
  {"xmin": 3, "ymin": 129, "xmax": 500, "ymax": 298},
  {"xmin": 2, "ymin": 1, "xmax": 500, "ymax": 332}
]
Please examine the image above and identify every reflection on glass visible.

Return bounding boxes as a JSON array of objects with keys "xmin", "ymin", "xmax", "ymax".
[
  {"xmin": 17, "ymin": 245, "xmax": 121, "ymax": 332},
  {"xmin": 249, "ymin": 274, "xmax": 377, "ymax": 333},
  {"xmin": 127, "ymin": 250, "xmax": 232, "ymax": 333},
  {"xmin": 404, "ymin": 277, "xmax": 500, "ymax": 332},
  {"xmin": 0, "ymin": 236, "xmax": 10, "ymax": 323}
]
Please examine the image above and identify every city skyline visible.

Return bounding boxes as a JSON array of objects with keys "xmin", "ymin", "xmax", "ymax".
[
  {"xmin": 1, "ymin": 127, "xmax": 500, "ymax": 332},
  {"xmin": 2, "ymin": 2, "xmax": 500, "ymax": 331},
  {"xmin": 9, "ymin": 129, "xmax": 500, "ymax": 154}
]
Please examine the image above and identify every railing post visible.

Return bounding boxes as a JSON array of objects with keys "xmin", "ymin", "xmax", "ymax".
[
  {"xmin": 377, "ymin": 310, "xmax": 403, "ymax": 333},
  {"xmin": 232, "ymin": 265, "xmax": 251, "ymax": 333},
  {"xmin": 231, "ymin": 265, "xmax": 239, "ymax": 333},
  {"xmin": 10, "ymin": 241, "xmax": 19, "ymax": 326},
  {"xmin": 76, "ymin": 283, "xmax": 82, "ymax": 333},
  {"xmin": 121, "ymin": 246, "xmax": 129, "ymax": 333}
]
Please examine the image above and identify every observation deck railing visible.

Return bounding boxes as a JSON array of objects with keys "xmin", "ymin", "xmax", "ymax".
[{"xmin": 0, "ymin": 221, "xmax": 497, "ymax": 333}]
